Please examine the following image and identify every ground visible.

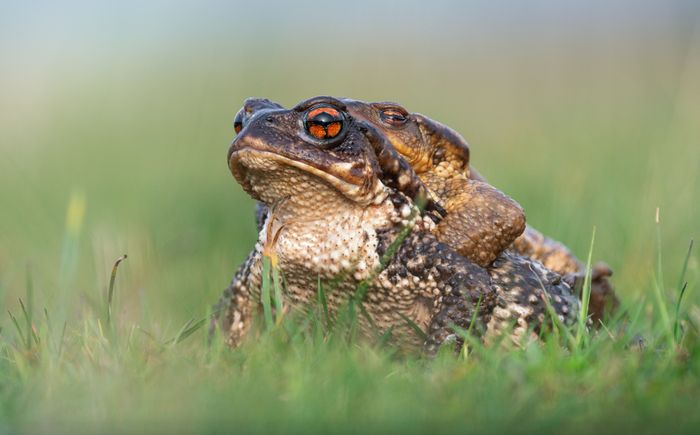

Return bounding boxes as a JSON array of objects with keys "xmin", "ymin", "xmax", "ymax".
[{"xmin": 1, "ymin": 3, "xmax": 699, "ymax": 433}]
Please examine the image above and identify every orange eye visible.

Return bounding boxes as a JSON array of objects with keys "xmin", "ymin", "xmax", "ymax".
[{"xmin": 305, "ymin": 107, "xmax": 344, "ymax": 140}]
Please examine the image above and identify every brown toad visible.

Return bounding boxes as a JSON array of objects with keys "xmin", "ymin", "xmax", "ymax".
[
  {"xmin": 239, "ymin": 97, "xmax": 618, "ymax": 322},
  {"xmin": 240, "ymin": 98, "xmax": 525, "ymax": 267},
  {"xmin": 213, "ymin": 97, "xmax": 579, "ymax": 352},
  {"xmin": 341, "ymin": 97, "xmax": 619, "ymax": 321}
]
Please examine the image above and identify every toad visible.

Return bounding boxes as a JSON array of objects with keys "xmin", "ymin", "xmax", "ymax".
[
  {"xmin": 238, "ymin": 97, "xmax": 618, "ymax": 322},
  {"xmin": 342, "ymin": 98, "xmax": 619, "ymax": 321},
  {"xmin": 213, "ymin": 97, "xmax": 579, "ymax": 352}
]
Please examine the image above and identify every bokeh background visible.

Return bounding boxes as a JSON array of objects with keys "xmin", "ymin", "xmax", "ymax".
[{"xmin": 1, "ymin": 0, "xmax": 698, "ymax": 333}]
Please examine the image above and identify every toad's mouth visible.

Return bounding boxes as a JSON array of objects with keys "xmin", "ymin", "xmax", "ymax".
[{"xmin": 229, "ymin": 146, "xmax": 386, "ymax": 206}]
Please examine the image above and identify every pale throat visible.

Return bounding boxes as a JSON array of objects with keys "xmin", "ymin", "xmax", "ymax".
[{"xmin": 258, "ymin": 195, "xmax": 398, "ymax": 281}]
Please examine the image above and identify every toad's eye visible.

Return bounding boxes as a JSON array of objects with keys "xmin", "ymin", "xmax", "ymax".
[
  {"xmin": 380, "ymin": 108, "xmax": 408, "ymax": 126},
  {"xmin": 233, "ymin": 109, "xmax": 245, "ymax": 134},
  {"xmin": 305, "ymin": 107, "xmax": 344, "ymax": 140}
]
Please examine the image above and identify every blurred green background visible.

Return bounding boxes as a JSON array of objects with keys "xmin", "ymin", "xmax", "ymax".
[{"xmin": 1, "ymin": 0, "xmax": 698, "ymax": 340}]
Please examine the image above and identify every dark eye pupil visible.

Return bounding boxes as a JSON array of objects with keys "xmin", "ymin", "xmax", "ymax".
[
  {"xmin": 309, "ymin": 112, "xmax": 337, "ymax": 126},
  {"xmin": 305, "ymin": 107, "xmax": 344, "ymax": 139}
]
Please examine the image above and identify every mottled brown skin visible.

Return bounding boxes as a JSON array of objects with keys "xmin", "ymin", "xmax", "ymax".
[
  {"xmin": 235, "ymin": 97, "xmax": 444, "ymax": 219},
  {"xmin": 344, "ymin": 99, "xmax": 527, "ymax": 268},
  {"xmin": 341, "ymin": 98, "xmax": 618, "ymax": 323},
  {"xmin": 244, "ymin": 98, "xmax": 526, "ymax": 268},
  {"xmin": 212, "ymin": 97, "xmax": 579, "ymax": 352},
  {"xmin": 513, "ymin": 228, "xmax": 618, "ymax": 321},
  {"xmin": 242, "ymin": 97, "xmax": 617, "ymax": 322}
]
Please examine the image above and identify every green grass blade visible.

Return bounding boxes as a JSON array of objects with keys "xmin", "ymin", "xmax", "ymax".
[
  {"xmin": 8, "ymin": 310, "xmax": 27, "ymax": 349},
  {"xmin": 576, "ymin": 226, "xmax": 596, "ymax": 347},
  {"xmin": 358, "ymin": 302, "xmax": 380, "ymax": 337},
  {"xmin": 467, "ymin": 295, "xmax": 484, "ymax": 334},
  {"xmin": 171, "ymin": 317, "xmax": 208, "ymax": 345},
  {"xmin": 652, "ymin": 208, "xmax": 674, "ymax": 346},
  {"xmin": 18, "ymin": 298, "xmax": 39, "ymax": 347},
  {"xmin": 676, "ymin": 239, "xmax": 694, "ymax": 292},
  {"xmin": 449, "ymin": 322, "xmax": 487, "ymax": 358},
  {"xmin": 541, "ymin": 291, "xmax": 577, "ymax": 350},
  {"xmin": 106, "ymin": 254, "xmax": 128, "ymax": 327},
  {"xmin": 671, "ymin": 239, "xmax": 694, "ymax": 343},
  {"xmin": 528, "ymin": 263, "xmax": 576, "ymax": 349},
  {"xmin": 272, "ymin": 264, "xmax": 284, "ymax": 324},
  {"xmin": 377, "ymin": 326, "xmax": 395, "ymax": 348},
  {"xmin": 673, "ymin": 282, "xmax": 688, "ymax": 343},
  {"xmin": 24, "ymin": 266, "xmax": 34, "ymax": 349},
  {"xmin": 44, "ymin": 308, "xmax": 52, "ymax": 335},
  {"xmin": 353, "ymin": 205, "xmax": 418, "ymax": 305},
  {"xmin": 398, "ymin": 312, "xmax": 428, "ymax": 343},
  {"xmin": 260, "ymin": 256, "xmax": 274, "ymax": 330},
  {"xmin": 57, "ymin": 321, "xmax": 67, "ymax": 358},
  {"xmin": 317, "ymin": 276, "xmax": 331, "ymax": 330}
]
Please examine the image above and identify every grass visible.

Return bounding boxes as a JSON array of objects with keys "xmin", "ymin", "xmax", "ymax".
[
  {"xmin": 1, "ymin": 175, "xmax": 698, "ymax": 435},
  {"xmin": 1, "ymin": 5, "xmax": 699, "ymax": 431},
  {"xmin": 575, "ymin": 227, "xmax": 596, "ymax": 348},
  {"xmin": 2, "ymin": 238, "xmax": 700, "ymax": 434}
]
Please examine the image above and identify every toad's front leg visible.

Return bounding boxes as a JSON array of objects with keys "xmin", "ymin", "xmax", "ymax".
[{"xmin": 210, "ymin": 249, "xmax": 261, "ymax": 347}]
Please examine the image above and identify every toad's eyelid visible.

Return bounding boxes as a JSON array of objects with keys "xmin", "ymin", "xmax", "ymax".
[
  {"xmin": 379, "ymin": 107, "xmax": 409, "ymax": 124},
  {"xmin": 294, "ymin": 96, "xmax": 347, "ymax": 112},
  {"xmin": 372, "ymin": 103, "xmax": 409, "ymax": 116}
]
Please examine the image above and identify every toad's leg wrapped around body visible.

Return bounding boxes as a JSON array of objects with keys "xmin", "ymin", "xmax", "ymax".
[{"xmin": 421, "ymin": 173, "xmax": 526, "ymax": 267}]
